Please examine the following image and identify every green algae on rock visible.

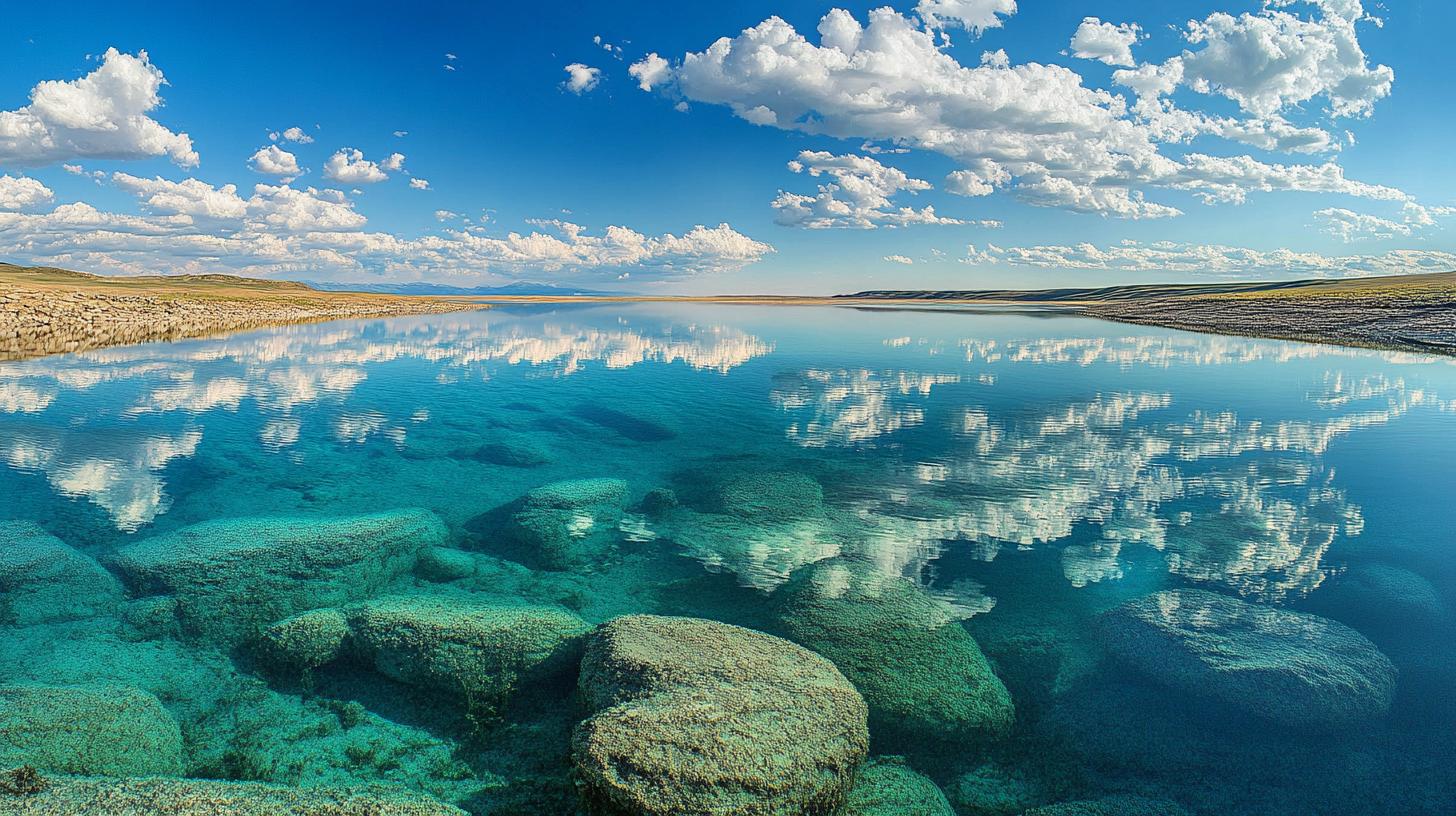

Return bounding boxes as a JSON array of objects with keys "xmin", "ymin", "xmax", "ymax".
[
  {"xmin": 0, "ymin": 770, "xmax": 468, "ymax": 815},
  {"xmin": 1021, "ymin": 795, "xmax": 1192, "ymax": 816},
  {"xmin": 573, "ymin": 614, "xmax": 869, "ymax": 816},
  {"xmin": 0, "ymin": 685, "xmax": 183, "ymax": 777},
  {"xmin": 0, "ymin": 521, "xmax": 122, "ymax": 626},
  {"xmin": 840, "ymin": 757, "xmax": 955, "ymax": 816},
  {"xmin": 771, "ymin": 560, "xmax": 1014, "ymax": 748},
  {"xmin": 1098, "ymin": 589, "xmax": 1397, "ymax": 729},
  {"xmin": 492, "ymin": 477, "xmax": 630, "ymax": 570},
  {"xmin": 658, "ymin": 466, "xmax": 844, "ymax": 590},
  {"xmin": 261, "ymin": 592, "xmax": 591, "ymax": 720},
  {"xmin": 108, "ymin": 509, "xmax": 447, "ymax": 645}
]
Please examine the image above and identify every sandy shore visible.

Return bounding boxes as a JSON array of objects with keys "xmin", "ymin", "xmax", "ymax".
[{"xmin": 1, "ymin": 265, "xmax": 482, "ymax": 361}]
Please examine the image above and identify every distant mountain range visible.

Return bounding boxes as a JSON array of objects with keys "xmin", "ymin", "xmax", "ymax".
[{"xmin": 305, "ymin": 280, "xmax": 623, "ymax": 297}]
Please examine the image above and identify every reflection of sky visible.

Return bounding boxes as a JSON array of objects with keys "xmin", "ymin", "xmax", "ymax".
[
  {"xmin": 0, "ymin": 312, "xmax": 774, "ymax": 531},
  {"xmin": 770, "ymin": 333, "xmax": 1452, "ymax": 602},
  {"xmin": 0, "ymin": 308, "xmax": 1451, "ymax": 607}
]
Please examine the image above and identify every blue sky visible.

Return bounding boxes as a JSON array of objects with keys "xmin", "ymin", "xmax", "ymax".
[{"xmin": 1, "ymin": 0, "xmax": 1453, "ymax": 293}]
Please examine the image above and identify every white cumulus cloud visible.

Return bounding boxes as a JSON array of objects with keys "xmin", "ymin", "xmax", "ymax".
[
  {"xmin": 322, "ymin": 148, "xmax": 396, "ymax": 184},
  {"xmin": 562, "ymin": 63, "xmax": 602, "ymax": 94},
  {"xmin": 0, "ymin": 48, "xmax": 197, "ymax": 168},
  {"xmin": 248, "ymin": 145, "xmax": 302, "ymax": 179},
  {"xmin": 628, "ymin": 53, "xmax": 672, "ymax": 91},
  {"xmin": 772, "ymin": 150, "xmax": 965, "ymax": 229},
  {"xmin": 1070, "ymin": 18, "xmax": 1142, "ymax": 67},
  {"xmin": 0, "ymin": 175, "xmax": 55, "ymax": 211},
  {"xmin": 915, "ymin": 0, "xmax": 1017, "ymax": 35},
  {"xmin": 641, "ymin": 6, "xmax": 1410, "ymax": 219}
]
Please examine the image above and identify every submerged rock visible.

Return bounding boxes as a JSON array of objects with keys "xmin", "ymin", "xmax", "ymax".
[
  {"xmin": 1021, "ymin": 796, "xmax": 1191, "ymax": 816},
  {"xmin": 0, "ymin": 684, "xmax": 183, "ymax": 777},
  {"xmin": 261, "ymin": 592, "xmax": 591, "ymax": 720},
  {"xmin": 660, "ymin": 466, "xmax": 843, "ymax": 590},
  {"xmin": 572, "ymin": 614, "xmax": 869, "ymax": 816},
  {"xmin": 108, "ymin": 509, "xmax": 446, "ymax": 645},
  {"xmin": 470, "ymin": 437, "xmax": 553, "ymax": 468},
  {"xmin": 1320, "ymin": 562, "xmax": 1447, "ymax": 629},
  {"xmin": 0, "ymin": 771, "xmax": 467, "ymax": 815},
  {"xmin": 493, "ymin": 478, "xmax": 630, "ymax": 570},
  {"xmin": 841, "ymin": 757, "xmax": 955, "ymax": 816},
  {"xmin": 571, "ymin": 403, "xmax": 677, "ymax": 442},
  {"xmin": 1098, "ymin": 588, "xmax": 1397, "ymax": 728},
  {"xmin": 700, "ymin": 469, "xmax": 825, "ymax": 519},
  {"xmin": 771, "ymin": 560, "xmax": 1014, "ymax": 747},
  {"xmin": 0, "ymin": 521, "xmax": 122, "ymax": 625}
]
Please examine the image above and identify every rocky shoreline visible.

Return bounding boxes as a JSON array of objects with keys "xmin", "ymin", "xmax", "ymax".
[{"xmin": 0, "ymin": 265, "xmax": 480, "ymax": 361}]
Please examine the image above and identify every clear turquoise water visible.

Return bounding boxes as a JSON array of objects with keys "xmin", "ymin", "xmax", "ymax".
[{"xmin": 1, "ymin": 303, "xmax": 1454, "ymax": 814}]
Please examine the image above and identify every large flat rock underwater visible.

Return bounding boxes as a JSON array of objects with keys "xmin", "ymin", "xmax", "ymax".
[
  {"xmin": 260, "ymin": 591, "xmax": 591, "ymax": 722},
  {"xmin": 106, "ymin": 509, "xmax": 448, "ymax": 645},
  {"xmin": 572, "ymin": 614, "xmax": 871, "ymax": 816},
  {"xmin": 468, "ymin": 477, "xmax": 631, "ymax": 571},
  {"xmin": 1097, "ymin": 588, "xmax": 1397, "ymax": 729},
  {"xmin": 770, "ymin": 558, "xmax": 1015, "ymax": 750},
  {"xmin": 0, "ymin": 684, "xmax": 182, "ymax": 777},
  {"xmin": 0, "ymin": 521, "xmax": 122, "ymax": 625}
]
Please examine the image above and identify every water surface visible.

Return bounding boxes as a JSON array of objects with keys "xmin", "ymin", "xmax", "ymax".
[{"xmin": 2, "ymin": 303, "xmax": 1453, "ymax": 814}]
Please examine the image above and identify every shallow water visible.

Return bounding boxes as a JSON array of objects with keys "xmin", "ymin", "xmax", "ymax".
[{"xmin": 1, "ymin": 303, "xmax": 1454, "ymax": 814}]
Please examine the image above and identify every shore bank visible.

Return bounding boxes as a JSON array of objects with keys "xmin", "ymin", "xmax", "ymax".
[
  {"xmin": 1086, "ymin": 275, "xmax": 1456, "ymax": 356},
  {"xmin": 1, "ymin": 265, "xmax": 482, "ymax": 361}
]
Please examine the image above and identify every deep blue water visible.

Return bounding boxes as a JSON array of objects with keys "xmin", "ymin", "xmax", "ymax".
[{"xmin": 1, "ymin": 303, "xmax": 1453, "ymax": 814}]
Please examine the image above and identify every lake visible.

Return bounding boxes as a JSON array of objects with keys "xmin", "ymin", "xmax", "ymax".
[{"xmin": 1, "ymin": 303, "xmax": 1453, "ymax": 815}]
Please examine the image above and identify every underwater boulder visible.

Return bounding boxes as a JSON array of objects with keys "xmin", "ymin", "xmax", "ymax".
[
  {"xmin": 572, "ymin": 614, "xmax": 869, "ymax": 816},
  {"xmin": 261, "ymin": 592, "xmax": 591, "ymax": 720},
  {"xmin": 771, "ymin": 560, "xmax": 1015, "ymax": 748},
  {"xmin": 0, "ymin": 521, "xmax": 122, "ymax": 625},
  {"xmin": 571, "ymin": 403, "xmax": 677, "ymax": 442},
  {"xmin": 256, "ymin": 607, "xmax": 352, "ymax": 675},
  {"xmin": 1098, "ymin": 588, "xmax": 1397, "ymax": 729},
  {"xmin": 346, "ymin": 593, "xmax": 591, "ymax": 719},
  {"xmin": 659, "ymin": 467, "xmax": 843, "ymax": 590},
  {"xmin": 701, "ymin": 469, "xmax": 825, "ymax": 519},
  {"xmin": 493, "ymin": 477, "xmax": 629, "ymax": 570},
  {"xmin": 1318, "ymin": 562, "xmax": 1447, "ymax": 630},
  {"xmin": 0, "ymin": 684, "xmax": 183, "ymax": 777},
  {"xmin": 0, "ymin": 771, "xmax": 467, "ymax": 815},
  {"xmin": 1021, "ymin": 796, "xmax": 1191, "ymax": 816},
  {"xmin": 840, "ymin": 757, "xmax": 955, "ymax": 816},
  {"xmin": 415, "ymin": 546, "xmax": 479, "ymax": 582},
  {"xmin": 470, "ymin": 437, "xmax": 553, "ymax": 468},
  {"xmin": 108, "ymin": 509, "xmax": 446, "ymax": 645}
]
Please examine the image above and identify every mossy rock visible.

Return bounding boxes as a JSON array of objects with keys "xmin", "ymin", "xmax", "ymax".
[
  {"xmin": 0, "ymin": 522, "xmax": 122, "ymax": 625},
  {"xmin": 348, "ymin": 593, "xmax": 591, "ymax": 718},
  {"xmin": 0, "ymin": 771, "xmax": 467, "ymax": 815},
  {"xmin": 415, "ymin": 547, "xmax": 478, "ymax": 582},
  {"xmin": 771, "ymin": 560, "xmax": 1014, "ymax": 748},
  {"xmin": 0, "ymin": 685, "xmax": 183, "ymax": 777},
  {"xmin": 108, "ymin": 509, "xmax": 446, "ymax": 645},
  {"xmin": 573, "ymin": 615, "xmax": 869, "ymax": 816},
  {"xmin": 703, "ymin": 470, "xmax": 825, "ymax": 519},
  {"xmin": 1021, "ymin": 796, "xmax": 1191, "ymax": 816},
  {"xmin": 495, "ymin": 478, "xmax": 630, "ymax": 570},
  {"xmin": 257, "ymin": 607, "xmax": 352, "ymax": 675},
  {"xmin": 841, "ymin": 757, "xmax": 954, "ymax": 816},
  {"xmin": 658, "ymin": 467, "xmax": 842, "ymax": 590},
  {"xmin": 261, "ymin": 593, "xmax": 591, "ymax": 720},
  {"xmin": 1098, "ymin": 589, "xmax": 1397, "ymax": 729}
]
